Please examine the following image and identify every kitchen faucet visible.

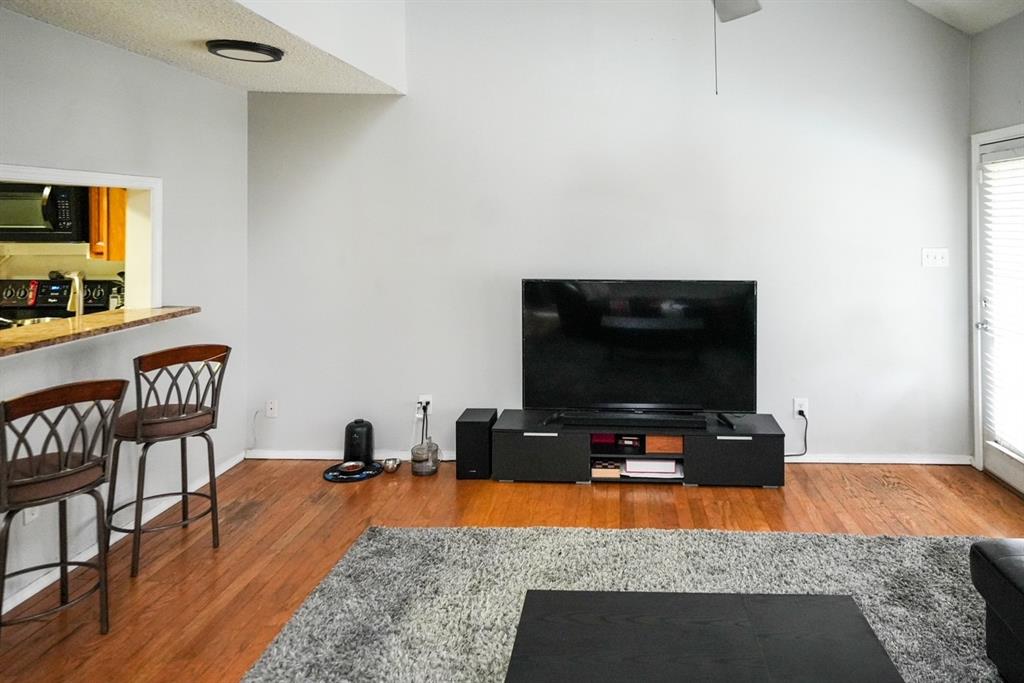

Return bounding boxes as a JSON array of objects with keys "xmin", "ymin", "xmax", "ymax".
[{"xmin": 64, "ymin": 271, "xmax": 84, "ymax": 319}]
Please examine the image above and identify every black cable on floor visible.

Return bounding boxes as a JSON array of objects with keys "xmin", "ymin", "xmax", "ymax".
[{"xmin": 785, "ymin": 410, "xmax": 808, "ymax": 457}]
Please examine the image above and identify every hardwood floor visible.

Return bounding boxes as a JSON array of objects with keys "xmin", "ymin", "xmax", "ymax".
[{"xmin": 2, "ymin": 460, "xmax": 1024, "ymax": 682}]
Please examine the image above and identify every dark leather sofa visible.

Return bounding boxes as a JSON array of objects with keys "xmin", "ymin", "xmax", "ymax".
[{"xmin": 971, "ymin": 539, "xmax": 1024, "ymax": 683}]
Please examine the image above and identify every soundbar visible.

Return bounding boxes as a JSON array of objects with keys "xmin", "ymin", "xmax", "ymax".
[{"xmin": 558, "ymin": 410, "xmax": 707, "ymax": 430}]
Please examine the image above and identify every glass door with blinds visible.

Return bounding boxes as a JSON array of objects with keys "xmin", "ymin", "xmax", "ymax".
[{"xmin": 976, "ymin": 135, "xmax": 1024, "ymax": 489}]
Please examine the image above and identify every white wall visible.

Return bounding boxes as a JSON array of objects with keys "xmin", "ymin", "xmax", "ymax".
[
  {"xmin": 248, "ymin": 0, "xmax": 971, "ymax": 460},
  {"xmin": 239, "ymin": 0, "xmax": 407, "ymax": 92},
  {"xmin": 969, "ymin": 10, "xmax": 1024, "ymax": 133},
  {"xmin": 0, "ymin": 9, "xmax": 247, "ymax": 601}
]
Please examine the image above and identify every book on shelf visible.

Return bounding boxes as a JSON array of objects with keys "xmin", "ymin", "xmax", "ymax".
[
  {"xmin": 621, "ymin": 462, "xmax": 684, "ymax": 479},
  {"xmin": 624, "ymin": 459, "xmax": 677, "ymax": 475}
]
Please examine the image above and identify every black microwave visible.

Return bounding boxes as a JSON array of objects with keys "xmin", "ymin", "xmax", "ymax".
[{"xmin": 0, "ymin": 183, "xmax": 89, "ymax": 242}]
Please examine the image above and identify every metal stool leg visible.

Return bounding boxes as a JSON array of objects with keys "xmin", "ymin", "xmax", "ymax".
[
  {"xmin": 59, "ymin": 500, "xmax": 69, "ymax": 605},
  {"xmin": 88, "ymin": 489, "xmax": 110, "ymax": 634},
  {"xmin": 131, "ymin": 443, "xmax": 152, "ymax": 577},
  {"xmin": 202, "ymin": 432, "xmax": 220, "ymax": 548},
  {"xmin": 0, "ymin": 509, "xmax": 18, "ymax": 638},
  {"xmin": 180, "ymin": 438, "xmax": 189, "ymax": 525},
  {"xmin": 106, "ymin": 439, "xmax": 123, "ymax": 532}
]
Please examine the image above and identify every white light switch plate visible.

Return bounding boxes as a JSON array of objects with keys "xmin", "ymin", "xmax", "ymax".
[{"xmin": 921, "ymin": 247, "xmax": 949, "ymax": 268}]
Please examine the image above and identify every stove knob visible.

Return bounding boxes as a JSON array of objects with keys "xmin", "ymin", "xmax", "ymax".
[
  {"xmin": 16, "ymin": 287, "xmax": 27, "ymax": 299},
  {"xmin": 2, "ymin": 286, "xmax": 13, "ymax": 299}
]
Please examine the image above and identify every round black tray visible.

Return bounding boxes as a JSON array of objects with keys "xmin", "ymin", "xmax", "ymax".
[{"xmin": 323, "ymin": 461, "xmax": 383, "ymax": 483}]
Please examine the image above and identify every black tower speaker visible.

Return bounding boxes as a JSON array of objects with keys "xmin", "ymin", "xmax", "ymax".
[{"xmin": 456, "ymin": 409, "xmax": 497, "ymax": 479}]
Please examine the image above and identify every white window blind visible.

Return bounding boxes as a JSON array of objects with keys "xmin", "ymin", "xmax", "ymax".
[{"xmin": 980, "ymin": 141, "xmax": 1024, "ymax": 458}]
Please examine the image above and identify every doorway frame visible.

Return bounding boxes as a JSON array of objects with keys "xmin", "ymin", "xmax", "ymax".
[{"xmin": 969, "ymin": 123, "xmax": 1024, "ymax": 471}]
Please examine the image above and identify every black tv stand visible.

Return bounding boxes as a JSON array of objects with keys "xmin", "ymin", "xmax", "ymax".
[
  {"xmin": 557, "ymin": 410, "xmax": 707, "ymax": 430},
  {"xmin": 491, "ymin": 410, "xmax": 784, "ymax": 487}
]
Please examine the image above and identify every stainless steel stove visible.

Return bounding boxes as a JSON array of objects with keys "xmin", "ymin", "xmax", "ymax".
[{"xmin": 0, "ymin": 278, "xmax": 124, "ymax": 329}]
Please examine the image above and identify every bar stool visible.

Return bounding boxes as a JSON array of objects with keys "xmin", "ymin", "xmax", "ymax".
[
  {"xmin": 107, "ymin": 344, "xmax": 230, "ymax": 577},
  {"xmin": 0, "ymin": 379, "xmax": 128, "ymax": 635}
]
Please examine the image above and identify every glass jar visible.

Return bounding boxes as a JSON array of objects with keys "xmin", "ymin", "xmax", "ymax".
[{"xmin": 411, "ymin": 437, "xmax": 439, "ymax": 476}]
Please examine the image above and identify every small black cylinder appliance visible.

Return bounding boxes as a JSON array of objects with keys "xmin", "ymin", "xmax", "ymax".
[{"xmin": 344, "ymin": 419, "xmax": 374, "ymax": 465}]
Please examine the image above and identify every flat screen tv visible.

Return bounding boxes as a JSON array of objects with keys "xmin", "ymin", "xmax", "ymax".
[{"xmin": 522, "ymin": 279, "xmax": 757, "ymax": 413}]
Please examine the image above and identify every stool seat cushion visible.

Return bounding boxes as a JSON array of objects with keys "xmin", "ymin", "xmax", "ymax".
[
  {"xmin": 7, "ymin": 452, "xmax": 103, "ymax": 504},
  {"xmin": 116, "ymin": 404, "xmax": 214, "ymax": 441}
]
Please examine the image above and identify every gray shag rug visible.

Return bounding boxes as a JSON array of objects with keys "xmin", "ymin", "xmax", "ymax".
[{"xmin": 244, "ymin": 527, "xmax": 996, "ymax": 682}]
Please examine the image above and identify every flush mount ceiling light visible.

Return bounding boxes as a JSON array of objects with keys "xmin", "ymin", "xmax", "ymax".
[{"xmin": 206, "ymin": 39, "xmax": 284, "ymax": 63}]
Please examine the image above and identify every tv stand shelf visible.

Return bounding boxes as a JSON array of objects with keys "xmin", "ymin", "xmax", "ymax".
[
  {"xmin": 598, "ymin": 475, "xmax": 687, "ymax": 484},
  {"xmin": 492, "ymin": 410, "xmax": 784, "ymax": 487},
  {"xmin": 591, "ymin": 452, "xmax": 682, "ymax": 460}
]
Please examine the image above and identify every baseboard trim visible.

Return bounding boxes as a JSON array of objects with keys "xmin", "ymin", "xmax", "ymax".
[
  {"xmin": 246, "ymin": 448, "xmax": 456, "ymax": 462},
  {"xmin": 246, "ymin": 449, "xmax": 968, "ymax": 466},
  {"xmin": 786, "ymin": 453, "xmax": 973, "ymax": 465},
  {"xmin": 2, "ymin": 450, "xmax": 245, "ymax": 615}
]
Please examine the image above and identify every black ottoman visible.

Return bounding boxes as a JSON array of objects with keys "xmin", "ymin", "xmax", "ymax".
[{"xmin": 971, "ymin": 539, "xmax": 1024, "ymax": 683}]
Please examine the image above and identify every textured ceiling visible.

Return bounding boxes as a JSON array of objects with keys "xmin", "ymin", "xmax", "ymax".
[
  {"xmin": 906, "ymin": 0, "xmax": 1024, "ymax": 34},
  {"xmin": 0, "ymin": 0, "xmax": 400, "ymax": 94}
]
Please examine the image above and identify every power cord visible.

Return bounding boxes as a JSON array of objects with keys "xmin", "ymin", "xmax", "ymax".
[
  {"xmin": 785, "ymin": 410, "xmax": 808, "ymax": 457},
  {"xmin": 249, "ymin": 409, "xmax": 263, "ymax": 450},
  {"xmin": 411, "ymin": 400, "xmax": 434, "ymax": 447}
]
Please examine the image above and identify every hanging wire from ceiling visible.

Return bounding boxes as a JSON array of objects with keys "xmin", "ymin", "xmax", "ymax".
[{"xmin": 713, "ymin": 0, "xmax": 719, "ymax": 95}]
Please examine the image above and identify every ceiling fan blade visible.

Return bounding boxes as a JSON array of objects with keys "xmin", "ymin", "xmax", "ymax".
[{"xmin": 714, "ymin": 0, "xmax": 762, "ymax": 22}]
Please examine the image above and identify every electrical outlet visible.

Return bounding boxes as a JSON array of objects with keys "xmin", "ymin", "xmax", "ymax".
[
  {"xmin": 417, "ymin": 394, "xmax": 433, "ymax": 415},
  {"xmin": 265, "ymin": 399, "xmax": 279, "ymax": 418},
  {"xmin": 921, "ymin": 247, "xmax": 949, "ymax": 268},
  {"xmin": 22, "ymin": 507, "xmax": 40, "ymax": 526},
  {"xmin": 793, "ymin": 397, "xmax": 809, "ymax": 418}
]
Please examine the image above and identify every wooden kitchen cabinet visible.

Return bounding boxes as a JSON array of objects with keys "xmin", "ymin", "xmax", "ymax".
[{"xmin": 89, "ymin": 187, "xmax": 126, "ymax": 261}]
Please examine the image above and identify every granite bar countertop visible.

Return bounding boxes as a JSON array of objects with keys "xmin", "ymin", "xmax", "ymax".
[{"xmin": 0, "ymin": 307, "xmax": 200, "ymax": 357}]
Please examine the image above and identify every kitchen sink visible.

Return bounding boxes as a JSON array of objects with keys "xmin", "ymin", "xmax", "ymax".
[
  {"xmin": 0, "ymin": 317, "xmax": 66, "ymax": 330},
  {"xmin": 15, "ymin": 317, "xmax": 63, "ymax": 326}
]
